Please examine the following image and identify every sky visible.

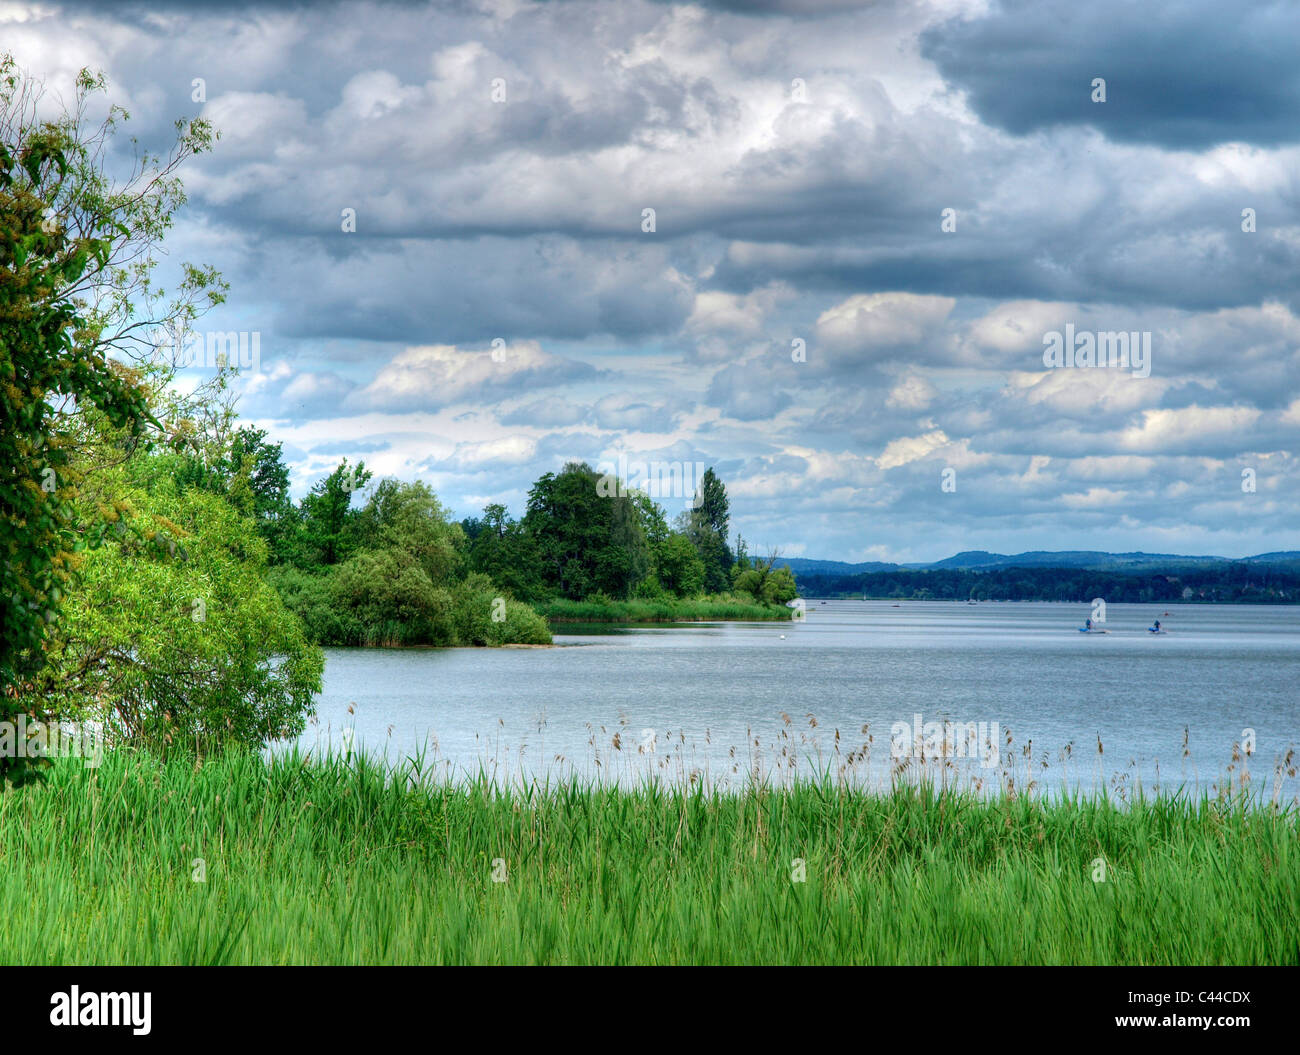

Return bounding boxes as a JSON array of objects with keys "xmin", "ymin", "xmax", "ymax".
[{"xmin": 9, "ymin": 0, "xmax": 1300, "ymax": 562}]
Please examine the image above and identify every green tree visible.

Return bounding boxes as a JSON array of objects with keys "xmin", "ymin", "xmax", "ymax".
[
  {"xmin": 228, "ymin": 427, "xmax": 292, "ymax": 520},
  {"xmin": 2, "ymin": 54, "xmax": 224, "ymax": 781},
  {"xmin": 28, "ymin": 462, "xmax": 323, "ymax": 754},
  {"xmin": 467, "ymin": 502, "xmax": 544, "ymax": 602},
  {"xmin": 686, "ymin": 467, "xmax": 733, "ymax": 592},
  {"xmin": 0, "ymin": 116, "xmax": 154, "ymax": 784},
  {"xmin": 656, "ymin": 534, "xmax": 706, "ymax": 598},
  {"xmin": 300, "ymin": 458, "xmax": 370, "ymax": 566},
  {"xmin": 353, "ymin": 478, "xmax": 463, "ymax": 586},
  {"xmin": 733, "ymin": 549, "xmax": 798, "ymax": 605},
  {"xmin": 329, "ymin": 547, "xmax": 454, "ymax": 646},
  {"xmin": 524, "ymin": 462, "xmax": 647, "ymax": 600}
]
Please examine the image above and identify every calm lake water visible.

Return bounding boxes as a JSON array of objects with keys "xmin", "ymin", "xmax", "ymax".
[{"xmin": 299, "ymin": 601, "xmax": 1299, "ymax": 800}]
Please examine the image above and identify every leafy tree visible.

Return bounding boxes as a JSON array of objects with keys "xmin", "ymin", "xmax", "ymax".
[
  {"xmin": 467, "ymin": 502, "xmax": 544, "ymax": 602},
  {"xmin": 632, "ymin": 491, "xmax": 670, "ymax": 551},
  {"xmin": 733, "ymin": 549, "xmax": 798, "ymax": 604},
  {"xmin": 0, "ymin": 55, "xmax": 225, "ymax": 371},
  {"xmin": 228, "ymin": 427, "xmax": 292, "ymax": 519},
  {"xmin": 523, "ymin": 462, "xmax": 647, "ymax": 600},
  {"xmin": 329, "ymin": 547, "xmax": 454, "ymax": 646},
  {"xmin": 656, "ymin": 534, "xmax": 706, "ymax": 598},
  {"xmin": 235, "ymin": 428, "xmax": 301, "ymax": 566},
  {"xmin": 625, "ymin": 492, "xmax": 705, "ymax": 598},
  {"xmin": 167, "ymin": 423, "xmax": 301, "ymax": 563},
  {"xmin": 300, "ymin": 458, "xmax": 370, "ymax": 566},
  {"xmin": 273, "ymin": 481, "xmax": 553, "ymax": 647},
  {"xmin": 686, "ymin": 467, "xmax": 733, "ymax": 592},
  {"xmin": 0, "ymin": 111, "xmax": 154, "ymax": 785},
  {"xmin": 353, "ymin": 478, "xmax": 463, "ymax": 586},
  {"xmin": 2, "ymin": 54, "xmax": 224, "ymax": 780},
  {"xmin": 28, "ymin": 463, "xmax": 323, "ymax": 754},
  {"xmin": 450, "ymin": 572, "xmax": 551, "ymax": 647}
]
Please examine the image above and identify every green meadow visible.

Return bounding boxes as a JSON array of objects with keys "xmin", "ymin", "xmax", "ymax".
[{"xmin": 1, "ymin": 750, "xmax": 1295, "ymax": 965}]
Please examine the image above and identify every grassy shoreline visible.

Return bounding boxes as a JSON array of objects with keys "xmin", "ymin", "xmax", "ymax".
[
  {"xmin": 1, "ymin": 751, "xmax": 1294, "ymax": 965},
  {"xmin": 540, "ymin": 596, "xmax": 794, "ymax": 623}
]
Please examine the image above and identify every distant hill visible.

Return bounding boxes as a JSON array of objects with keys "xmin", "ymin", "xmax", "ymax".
[
  {"xmin": 1238, "ymin": 551, "xmax": 1300, "ymax": 567},
  {"xmin": 916, "ymin": 550, "xmax": 1235, "ymax": 571},
  {"xmin": 777, "ymin": 549, "xmax": 1300, "ymax": 604},
  {"xmin": 779, "ymin": 550, "xmax": 1300, "ymax": 574},
  {"xmin": 780, "ymin": 557, "xmax": 900, "ymax": 576}
]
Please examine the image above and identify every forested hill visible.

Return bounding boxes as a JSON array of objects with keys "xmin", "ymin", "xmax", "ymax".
[
  {"xmin": 789, "ymin": 562, "xmax": 1300, "ymax": 604},
  {"xmin": 782, "ymin": 550, "xmax": 1300, "ymax": 576}
]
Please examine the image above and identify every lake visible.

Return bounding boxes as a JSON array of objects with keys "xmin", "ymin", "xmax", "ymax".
[{"xmin": 299, "ymin": 600, "xmax": 1299, "ymax": 801}]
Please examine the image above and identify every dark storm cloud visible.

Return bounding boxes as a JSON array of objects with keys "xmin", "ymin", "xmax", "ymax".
[{"xmin": 921, "ymin": 0, "xmax": 1300, "ymax": 150}]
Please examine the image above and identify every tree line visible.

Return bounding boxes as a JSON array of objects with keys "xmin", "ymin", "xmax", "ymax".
[
  {"xmin": 796, "ymin": 565, "xmax": 1300, "ymax": 604},
  {"xmin": 224, "ymin": 441, "xmax": 799, "ymax": 641}
]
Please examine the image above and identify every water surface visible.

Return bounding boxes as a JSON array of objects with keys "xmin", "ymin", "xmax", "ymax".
[{"xmin": 300, "ymin": 601, "xmax": 1299, "ymax": 799}]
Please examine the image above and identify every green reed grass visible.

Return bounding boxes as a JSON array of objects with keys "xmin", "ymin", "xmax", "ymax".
[{"xmin": 0, "ymin": 749, "xmax": 1295, "ymax": 965}]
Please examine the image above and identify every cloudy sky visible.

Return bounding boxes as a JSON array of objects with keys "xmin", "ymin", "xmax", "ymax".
[{"xmin": 12, "ymin": 0, "xmax": 1300, "ymax": 561}]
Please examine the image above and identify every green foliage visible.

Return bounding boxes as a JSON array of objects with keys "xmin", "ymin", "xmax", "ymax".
[
  {"xmin": 686, "ymin": 467, "xmax": 733, "ymax": 593},
  {"xmin": 328, "ymin": 547, "xmax": 455, "ymax": 647},
  {"xmin": 28, "ymin": 464, "xmax": 323, "ymax": 754},
  {"xmin": 275, "ymin": 457, "xmax": 788, "ymax": 638},
  {"xmin": 733, "ymin": 550, "xmax": 799, "ymax": 605},
  {"xmin": 0, "ymin": 118, "xmax": 153, "ymax": 785},
  {"xmin": 464, "ymin": 503, "xmax": 545, "ymax": 602},
  {"xmin": 1, "ymin": 53, "xmax": 228, "ymax": 783},
  {"xmin": 450, "ymin": 573, "xmax": 551, "ymax": 646},
  {"xmin": 655, "ymin": 533, "xmax": 706, "ymax": 598},
  {"xmin": 273, "ymin": 477, "xmax": 552, "ymax": 648},
  {"xmin": 524, "ymin": 462, "xmax": 648, "ymax": 600},
  {"xmin": 456, "ymin": 462, "xmax": 794, "ymax": 617},
  {"xmin": 353, "ymin": 478, "xmax": 463, "ymax": 585},
  {"xmin": 0, "ymin": 54, "xmax": 225, "ymax": 370},
  {"xmin": 264, "ymin": 566, "xmax": 355, "ymax": 645},
  {"xmin": 300, "ymin": 458, "xmax": 371, "ymax": 566}
]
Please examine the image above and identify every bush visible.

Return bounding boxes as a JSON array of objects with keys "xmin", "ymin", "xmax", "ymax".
[
  {"xmin": 31, "ymin": 468, "xmax": 324, "ymax": 755},
  {"xmin": 452, "ymin": 574, "xmax": 552, "ymax": 646},
  {"xmin": 329, "ymin": 548, "xmax": 456, "ymax": 646}
]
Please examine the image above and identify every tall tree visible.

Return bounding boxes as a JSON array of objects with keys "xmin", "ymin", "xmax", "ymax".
[
  {"xmin": 524, "ymin": 462, "xmax": 647, "ymax": 600},
  {"xmin": 467, "ymin": 502, "xmax": 543, "ymax": 601},
  {"xmin": 300, "ymin": 459, "xmax": 371, "ymax": 566},
  {"xmin": 352, "ymin": 478, "xmax": 463, "ymax": 586},
  {"xmin": 0, "ymin": 92, "xmax": 178, "ymax": 783},
  {"xmin": 1, "ymin": 55, "xmax": 225, "ymax": 783},
  {"xmin": 687, "ymin": 467, "xmax": 733, "ymax": 593}
]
